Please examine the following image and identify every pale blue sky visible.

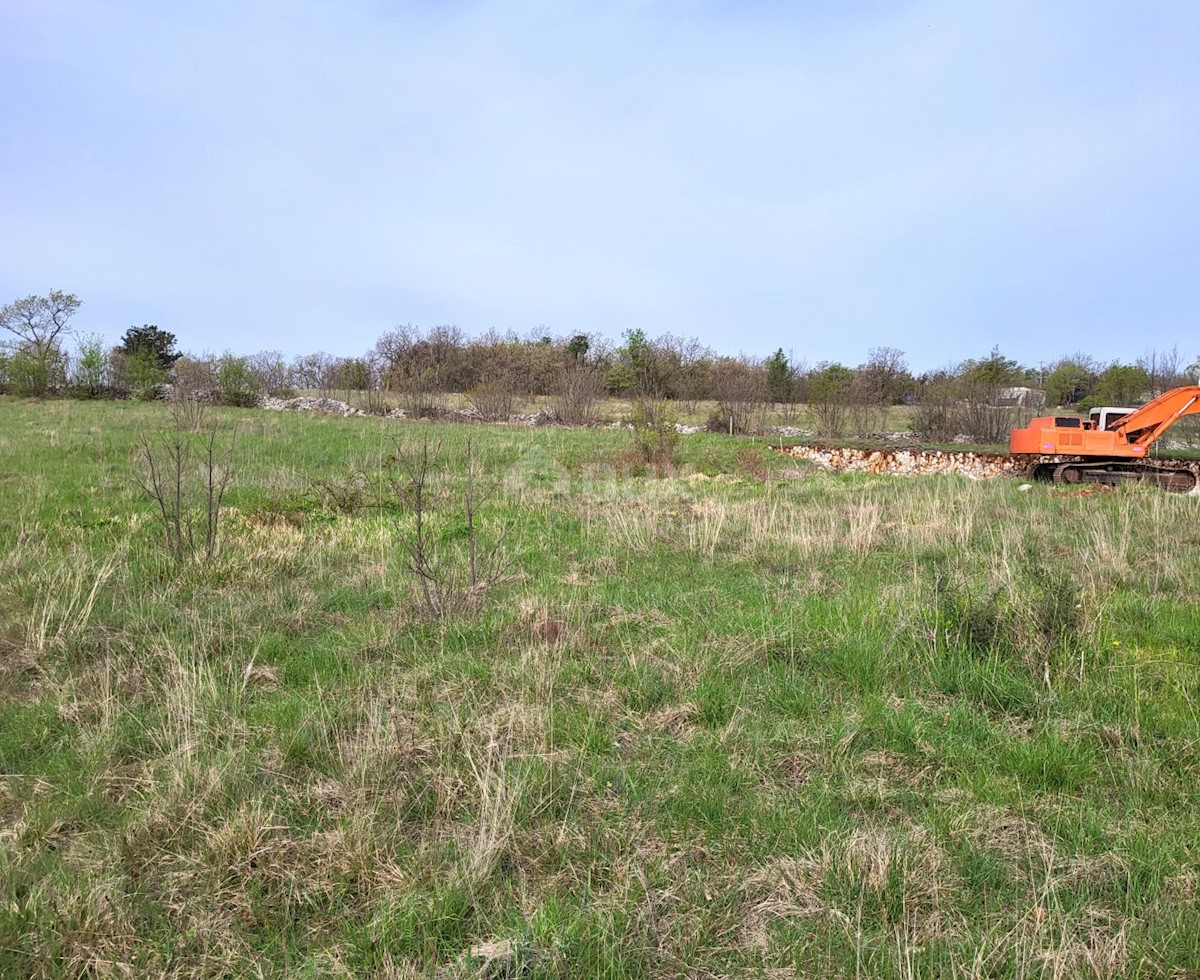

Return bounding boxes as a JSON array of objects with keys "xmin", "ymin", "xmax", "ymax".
[{"xmin": 3, "ymin": 1, "xmax": 1199, "ymax": 369}]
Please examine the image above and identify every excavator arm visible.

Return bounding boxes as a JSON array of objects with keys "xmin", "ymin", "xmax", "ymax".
[{"xmin": 1110, "ymin": 385, "xmax": 1200, "ymax": 451}]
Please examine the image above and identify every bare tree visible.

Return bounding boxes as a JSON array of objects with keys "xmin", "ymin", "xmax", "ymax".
[
  {"xmin": 374, "ymin": 325, "xmax": 446, "ymax": 416},
  {"xmin": 1138, "ymin": 346, "xmax": 1185, "ymax": 398},
  {"xmin": 658, "ymin": 334, "xmax": 711, "ymax": 412},
  {"xmin": 360, "ymin": 352, "xmax": 389, "ymax": 415},
  {"xmin": 291, "ymin": 352, "xmax": 336, "ymax": 397},
  {"xmin": 857, "ymin": 346, "xmax": 909, "ymax": 406},
  {"xmin": 781, "ymin": 351, "xmax": 810, "ymax": 422},
  {"xmin": 249, "ymin": 350, "xmax": 293, "ymax": 397},
  {"xmin": 553, "ymin": 337, "xmax": 606, "ymax": 424},
  {"xmin": 707, "ymin": 357, "xmax": 770, "ymax": 434}
]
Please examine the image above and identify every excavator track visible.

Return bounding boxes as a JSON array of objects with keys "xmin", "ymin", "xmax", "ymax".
[{"xmin": 1039, "ymin": 461, "xmax": 1197, "ymax": 493}]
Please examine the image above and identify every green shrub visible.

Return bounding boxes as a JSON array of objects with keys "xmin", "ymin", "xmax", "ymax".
[
  {"xmin": 630, "ymin": 399, "xmax": 679, "ymax": 473},
  {"xmin": 930, "ymin": 551, "xmax": 1084, "ymax": 667},
  {"xmin": 216, "ymin": 353, "xmax": 261, "ymax": 407}
]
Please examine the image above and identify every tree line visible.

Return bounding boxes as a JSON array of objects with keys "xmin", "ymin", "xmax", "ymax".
[{"xmin": 2, "ymin": 290, "xmax": 1197, "ymax": 439}]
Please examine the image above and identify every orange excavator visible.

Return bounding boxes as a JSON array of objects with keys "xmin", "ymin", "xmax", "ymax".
[{"xmin": 1010, "ymin": 385, "xmax": 1200, "ymax": 491}]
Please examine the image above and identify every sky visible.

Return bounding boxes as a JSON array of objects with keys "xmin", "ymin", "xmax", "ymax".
[{"xmin": 2, "ymin": 0, "xmax": 1199, "ymax": 371}]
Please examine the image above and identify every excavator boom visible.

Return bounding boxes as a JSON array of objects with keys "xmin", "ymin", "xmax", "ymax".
[{"xmin": 1111, "ymin": 385, "xmax": 1200, "ymax": 448}]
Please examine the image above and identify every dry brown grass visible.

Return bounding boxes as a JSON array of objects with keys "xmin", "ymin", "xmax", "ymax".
[{"xmin": 741, "ymin": 823, "xmax": 965, "ymax": 955}]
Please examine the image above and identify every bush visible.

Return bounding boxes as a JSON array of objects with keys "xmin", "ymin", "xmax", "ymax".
[
  {"xmin": 553, "ymin": 360, "xmax": 601, "ymax": 425},
  {"xmin": 930, "ymin": 551, "xmax": 1084, "ymax": 672},
  {"xmin": 468, "ymin": 382, "xmax": 515, "ymax": 421},
  {"xmin": 171, "ymin": 356, "xmax": 219, "ymax": 403},
  {"xmin": 630, "ymin": 399, "xmax": 679, "ymax": 473},
  {"xmin": 400, "ymin": 388, "xmax": 446, "ymax": 418},
  {"xmin": 6, "ymin": 343, "xmax": 66, "ymax": 397},
  {"xmin": 952, "ymin": 384, "xmax": 1021, "ymax": 444},
  {"xmin": 216, "ymin": 353, "xmax": 261, "ymax": 407}
]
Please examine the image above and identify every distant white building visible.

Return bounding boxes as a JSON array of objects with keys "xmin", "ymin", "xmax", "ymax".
[{"xmin": 996, "ymin": 386, "xmax": 1047, "ymax": 408}]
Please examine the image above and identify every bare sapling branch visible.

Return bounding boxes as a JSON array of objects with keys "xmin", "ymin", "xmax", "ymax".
[
  {"xmin": 202, "ymin": 423, "xmax": 237, "ymax": 559},
  {"xmin": 391, "ymin": 435, "xmax": 510, "ymax": 619},
  {"xmin": 135, "ymin": 410, "xmax": 237, "ymax": 563}
]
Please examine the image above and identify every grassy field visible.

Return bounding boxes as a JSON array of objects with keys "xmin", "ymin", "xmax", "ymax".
[{"xmin": 2, "ymin": 398, "xmax": 1200, "ymax": 978}]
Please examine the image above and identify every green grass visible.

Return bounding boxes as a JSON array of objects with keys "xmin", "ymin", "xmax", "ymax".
[{"xmin": 2, "ymin": 398, "xmax": 1200, "ymax": 977}]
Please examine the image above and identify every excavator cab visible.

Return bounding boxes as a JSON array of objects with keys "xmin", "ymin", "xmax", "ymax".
[{"xmin": 1088, "ymin": 407, "xmax": 1134, "ymax": 431}]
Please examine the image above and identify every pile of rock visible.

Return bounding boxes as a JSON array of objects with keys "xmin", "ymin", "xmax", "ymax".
[
  {"xmin": 261, "ymin": 396, "xmax": 362, "ymax": 417},
  {"xmin": 783, "ymin": 445, "xmax": 1036, "ymax": 480}
]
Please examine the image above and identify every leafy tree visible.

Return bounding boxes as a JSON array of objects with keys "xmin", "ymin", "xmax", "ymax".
[
  {"xmin": 566, "ymin": 333, "xmax": 591, "ymax": 362},
  {"xmin": 0, "ymin": 290, "xmax": 81, "ymax": 396},
  {"xmin": 962, "ymin": 345, "xmax": 1022, "ymax": 387},
  {"xmin": 616, "ymin": 328, "xmax": 667, "ymax": 398},
  {"xmin": 335, "ymin": 357, "xmax": 371, "ymax": 391},
  {"xmin": 808, "ymin": 362, "xmax": 855, "ymax": 437},
  {"xmin": 119, "ymin": 325, "xmax": 181, "ymax": 370},
  {"xmin": 6, "ymin": 342, "xmax": 68, "ymax": 396},
  {"xmin": 125, "ymin": 348, "xmax": 168, "ymax": 400},
  {"xmin": 1044, "ymin": 359, "xmax": 1095, "ymax": 407},
  {"xmin": 765, "ymin": 348, "xmax": 794, "ymax": 403},
  {"xmin": 1092, "ymin": 363, "xmax": 1150, "ymax": 406},
  {"xmin": 72, "ymin": 333, "xmax": 109, "ymax": 397},
  {"xmin": 604, "ymin": 361, "xmax": 637, "ymax": 396},
  {"xmin": 216, "ymin": 353, "xmax": 260, "ymax": 407}
]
